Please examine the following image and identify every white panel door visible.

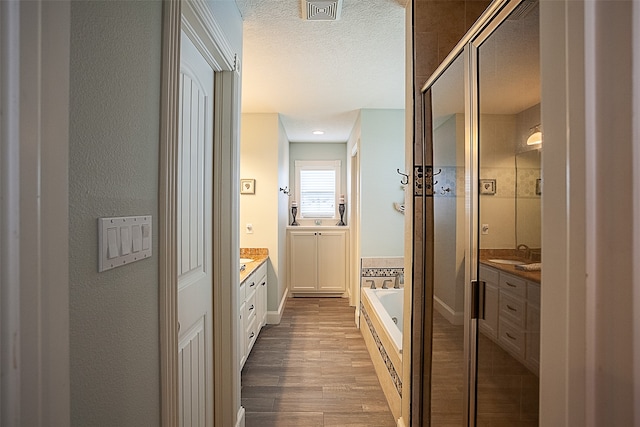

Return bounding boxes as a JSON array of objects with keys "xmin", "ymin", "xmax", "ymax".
[{"xmin": 178, "ymin": 31, "xmax": 214, "ymax": 427}]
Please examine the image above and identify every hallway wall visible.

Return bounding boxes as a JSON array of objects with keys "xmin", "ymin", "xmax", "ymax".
[
  {"xmin": 240, "ymin": 113, "xmax": 289, "ymax": 311},
  {"xmin": 69, "ymin": 1, "xmax": 162, "ymax": 424}
]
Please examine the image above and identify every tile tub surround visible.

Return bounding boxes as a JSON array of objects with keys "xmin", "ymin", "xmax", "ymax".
[
  {"xmin": 240, "ymin": 248, "xmax": 269, "ymax": 283},
  {"xmin": 360, "ymin": 257, "xmax": 405, "ymax": 290},
  {"xmin": 360, "ymin": 291, "xmax": 402, "ymax": 421}
]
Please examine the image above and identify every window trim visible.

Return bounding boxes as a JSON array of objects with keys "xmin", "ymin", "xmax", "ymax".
[{"xmin": 294, "ymin": 160, "xmax": 341, "ymax": 219}]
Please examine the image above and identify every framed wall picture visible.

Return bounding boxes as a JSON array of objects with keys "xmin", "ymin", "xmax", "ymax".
[
  {"xmin": 479, "ymin": 179, "xmax": 496, "ymax": 195},
  {"xmin": 240, "ymin": 179, "xmax": 255, "ymax": 195}
]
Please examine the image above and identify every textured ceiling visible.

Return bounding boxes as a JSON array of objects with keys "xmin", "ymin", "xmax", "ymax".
[{"xmin": 236, "ymin": 0, "xmax": 406, "ymax": 142}]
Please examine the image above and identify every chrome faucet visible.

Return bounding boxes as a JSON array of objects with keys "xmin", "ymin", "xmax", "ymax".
[
  {"xmin": 366, "ymin": 279, "xmax": 375, "ymax": 289},
  {"xmin": 382, "ymin": 279, "xmax": 393, "ymax": 289},
  {"xmin": 517, "ymin": 244, "xmax": 530, "ymax": 258},
  {"xmin": 394, "ymin": 272, "xmax": 404, "ymax": 289}
]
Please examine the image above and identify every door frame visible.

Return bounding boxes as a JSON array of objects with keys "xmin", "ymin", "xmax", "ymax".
[
  {"xmin": 0, "ymin": 1, "xmax": 70, "ymax": 425},
  {"xmin": 159, "ymin": 1, "xmax": 241, "ymax": 425}
]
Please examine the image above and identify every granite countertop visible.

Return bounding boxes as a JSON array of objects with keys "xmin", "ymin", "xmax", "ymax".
[
  {"xmin": 479, "ymin": 249, "xmax": 541, "ymax": 284},
  {"xmin": 240, "ymin": 248, "xmax": 268, "ymax": 284}
]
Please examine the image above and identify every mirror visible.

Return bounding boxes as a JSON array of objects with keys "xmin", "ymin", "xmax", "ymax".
[{"xmin": 516, "ymin": 147, "xmax": 541, "ymax": 251}]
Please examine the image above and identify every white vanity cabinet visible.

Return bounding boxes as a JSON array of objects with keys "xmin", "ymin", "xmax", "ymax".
[
  {"xmin": 479, "ymin": 265, "xmax": 500, "ymax": 338},
  {"xmin": 239, "ymin": 261, "xmax": 267, "ymax": 370},
  {"xmin": 479, "ymin": 264, "xmax": 540, "ymax": 375},
  {"xmin": 288, "ymin": 228, "xmax": 348, "ymax": 294}
]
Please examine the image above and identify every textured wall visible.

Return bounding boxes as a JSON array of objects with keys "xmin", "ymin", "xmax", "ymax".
[
  {"xmin": 69, "ymin": 1, "xmax": 162, "ymax": 425},
  {"xmin": 360, "ymin": 109, "xmax": 406, "ymax": 257},
  {"xmin": 240, "ymin": 114, "xmax": 282, "ymax": 310},
  {"xmin": 277, "ymin": 118, "xmax": 290, "ymax": 307}
]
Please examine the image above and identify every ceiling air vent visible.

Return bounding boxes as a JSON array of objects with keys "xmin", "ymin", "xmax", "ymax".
[{"xmin": 302, "ymin": 0, "xmax": 343, "ymax": 21}]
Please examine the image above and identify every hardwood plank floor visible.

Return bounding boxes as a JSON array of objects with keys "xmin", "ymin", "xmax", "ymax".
[{"xmin": 242, "ymin": 297, "xmax": 396, "ymax": 427}]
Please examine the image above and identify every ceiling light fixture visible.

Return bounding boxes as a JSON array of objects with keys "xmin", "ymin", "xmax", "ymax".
[
  {"xmin": 312, "ymin": 130, "xmax": 325, "ymax": 135},
  {"xmin": 526, "ymin": 124, "xmax": 542, "ymax": 145}
]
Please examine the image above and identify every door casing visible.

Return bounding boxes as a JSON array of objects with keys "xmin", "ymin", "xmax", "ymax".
[{"xmin": 159, "ymin": 1, "xmax": 241, "ymax": 426}]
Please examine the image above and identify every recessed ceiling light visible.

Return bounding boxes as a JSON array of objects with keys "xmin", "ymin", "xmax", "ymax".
[{"xmin": 312, "ymin": 130, "xmax": 325, "ymax": 135}]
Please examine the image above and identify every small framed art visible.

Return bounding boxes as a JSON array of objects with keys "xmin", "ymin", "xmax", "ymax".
[
  {"xmin": 240, "ymin": 179, "xmax": 255, "ymax": 195},
  {"xmin": 479, "ymin": 179, "xmax": 496, "ymax": 195}
]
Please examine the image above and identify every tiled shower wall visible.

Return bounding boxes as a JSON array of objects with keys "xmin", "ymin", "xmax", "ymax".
[{"xmin": 361, "ymin": 257, "xmax": 404, "ymax": 290}]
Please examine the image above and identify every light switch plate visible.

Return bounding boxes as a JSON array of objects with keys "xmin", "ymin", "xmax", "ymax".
[{"xmin": 98, "ymin": 215, "xmax": 152, "ymax": 272}]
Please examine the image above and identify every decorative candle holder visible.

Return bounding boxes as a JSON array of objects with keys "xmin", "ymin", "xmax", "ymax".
[
  {"xmin": 291, "ymin": 205, "xmax": 299, "ymax": 226},
  {"xmin": 337, "ymin": 202, "xmax": 346, "ymax": 226}
]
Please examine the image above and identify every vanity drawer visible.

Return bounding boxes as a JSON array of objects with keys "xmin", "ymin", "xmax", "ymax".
[
  {"xmin": 479, "ymin": 264, "xmax": 500, "ymax": 284},
  {"xmin": 498, "ymin": 318, "xmax": 525, "ymax": 359},
  {"xmin": 246, "ymin": 275, "xmax": 258, "ymax": 297},
  {"xmin": 499, "ymin": 273, "xmax": 527, "ymax": 297},
  {"xmin": 245, "ymin": 291, "xmax": 257, "ymax": 322},
  {"xmin": 499, "ymin": 292, "xmax": 526, "ymax": 328},
  {"xmin": 246, "ymin": 316, "xmax": 258, "ymax": 353}
]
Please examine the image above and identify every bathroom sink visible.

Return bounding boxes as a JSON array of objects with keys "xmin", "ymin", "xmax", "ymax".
[
  {"xmin": 240, "ymin": 258, "xmax": 254, "ymax": 263},
  {"xmin": 487, "ymin": 259, "xmax": 523, "ymax": 265}
]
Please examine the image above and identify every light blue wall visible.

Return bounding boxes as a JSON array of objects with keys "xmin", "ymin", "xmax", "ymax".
[
  {"xmin": 69, "ymin": 2, "xmax": 162, "ymax": 424},
  {"xmin": 289, "ymin": 142, "xmax": 348, "ymax": 199},
  {"xmin": 360, "ymin": 109, "xmax": 405, "ymax": 257},
  {"xmin": 69, "ymin": 1, "xmax": 243, "ymax": 425},
  {"xmin": 205, "ymin": 0, "xmax": 243, "ymax": 56}
]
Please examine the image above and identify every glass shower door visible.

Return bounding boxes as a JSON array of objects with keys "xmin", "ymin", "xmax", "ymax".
[
  {"xmin": 428, "ymin": 53, "xmax": 470, "ymax": 425},
  {"xmin": 475, "ymin": 2, "xmax": 541, "ymax": 425}
]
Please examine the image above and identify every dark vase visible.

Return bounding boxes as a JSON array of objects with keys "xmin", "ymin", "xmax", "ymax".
[
  {"xmin": 291, "ymin": 206, "xmax": 299, "ymax": 226},
  {"xmin": 337, "ymin": 203, "xmax": 346, "ymax": 226}
]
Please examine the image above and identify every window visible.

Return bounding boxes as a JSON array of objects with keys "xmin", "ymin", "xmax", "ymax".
[{"xmin": 295, "ymin": 160, "xmax": 341, "ymax": 219}]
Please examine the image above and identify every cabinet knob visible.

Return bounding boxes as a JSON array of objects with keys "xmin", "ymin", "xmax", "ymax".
[
  {"xmin": 250, "ymin": 282, "xmax": 256, "ymax": 287},
  {"xmin": 249, "ymin": 304, "xmax": 254, "ymax": 311}
]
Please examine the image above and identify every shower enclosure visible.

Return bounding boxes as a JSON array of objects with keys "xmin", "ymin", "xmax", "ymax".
[{"xmin": 411, "ymin": 0, "xmax": 541, "ymax": 425}]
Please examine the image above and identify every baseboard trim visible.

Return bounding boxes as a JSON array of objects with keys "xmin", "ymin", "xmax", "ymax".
[
  {"xmin": 235, "ymin": 406, "xmax": 245, "ymax": 427},
  {"xmin": 266, "ymin": 288, "xmax": 288, "ymax": 325},
  {"xmin": 433, "ymin": 295, "xmax": 464, "ymax": 325}
]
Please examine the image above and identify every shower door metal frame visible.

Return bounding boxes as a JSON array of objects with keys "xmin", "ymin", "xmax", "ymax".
[{"xmin": 413, "ymin": 0, "xmax": 528, "ymax": 425}]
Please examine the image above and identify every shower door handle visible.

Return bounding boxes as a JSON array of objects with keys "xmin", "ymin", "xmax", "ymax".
[{"xmin": 471, "ymin": 280, "xmax": 486, "ymax": 320}]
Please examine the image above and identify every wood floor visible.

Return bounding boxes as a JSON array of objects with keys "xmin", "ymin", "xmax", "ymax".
[{"xmin": 241, "ymin": 297, "xmax": 396, "ymax": 427}]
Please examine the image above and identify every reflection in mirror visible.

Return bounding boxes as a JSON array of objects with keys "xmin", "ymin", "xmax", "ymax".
[
  {"xmin": 429, "ymin": 52, "xmax": 467, "ymax": 425},
  {"xmin": 516, "ymin": 147, "xmax": 541, "ymax": 251},
  {"xmin": 477, "ymin": 1, "xmax": 540, "ymax": 425}
]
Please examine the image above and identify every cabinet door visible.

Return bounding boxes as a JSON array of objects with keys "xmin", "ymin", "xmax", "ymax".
[
  {"xmin": 239, "ymin": 301, "xmax": 246, "ymax": 369},
  {"xmin": 289, "ymin": 231, "xmax": 318, "ymax": 291},
  {"xmin": 257, "ymin": 273, "xmax": 267, "ymax": 329},
  {"xmin": 480, "ymin": 282, "xmax": 499, "ymax": 339},
  {"xmin": 526, "ymin": 302, "xmax": 540, "ymax": 373},
  {"xmin": 317, "ymin": 231, "xmax": 346, "ymax": 292}
]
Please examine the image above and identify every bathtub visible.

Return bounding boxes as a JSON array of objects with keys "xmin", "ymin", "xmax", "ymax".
[
  {"xmin": 362, "ymin": 288, "xmax": 403, "ymax": 352},
  {"xmin": 360, "ymin": 287, "xmax": 403, "ymax": 421}
]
